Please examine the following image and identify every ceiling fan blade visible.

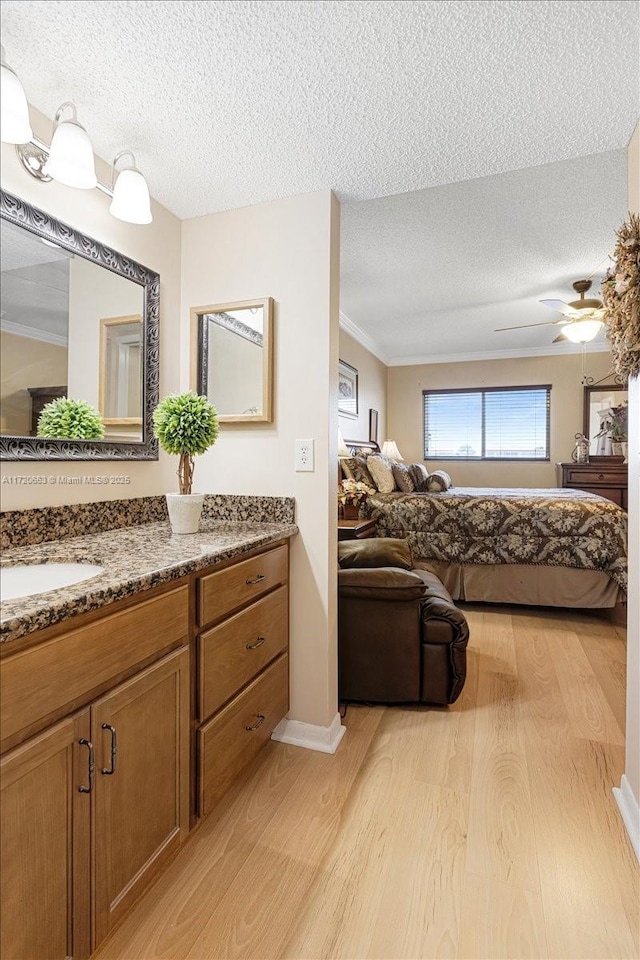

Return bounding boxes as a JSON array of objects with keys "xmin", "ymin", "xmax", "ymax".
[
  {"xmin": 552, "ymin": 333, "xmax": 567, "ymax": 343},
  {"xmin": 495, "ymin": 320, "xmax": 563, "ymax": 332},
  {"xmin": 540, "ymin": 299, "xmax": 581, "ymax": 318}
]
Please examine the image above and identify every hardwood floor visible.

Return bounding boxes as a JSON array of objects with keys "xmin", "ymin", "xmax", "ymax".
[{"xmin": 95, "ymin": 605, "xmax": 639, "ymax": 960}]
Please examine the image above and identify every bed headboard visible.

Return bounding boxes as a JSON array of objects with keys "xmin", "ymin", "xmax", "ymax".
[{"xmin": 344, "ymin": 439, "xmax": 380, "ymax": 457}]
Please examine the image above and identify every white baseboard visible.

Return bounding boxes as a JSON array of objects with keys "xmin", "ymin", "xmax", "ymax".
[
  {"xmin": 271, "ymin": 711, "xmax": 346, "ymax": 754},
  {"xmin": 613, "ymin": 775, "xmax": 640, "ymax": 862}
]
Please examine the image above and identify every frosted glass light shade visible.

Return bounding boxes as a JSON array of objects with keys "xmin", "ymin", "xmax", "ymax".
[
  {"xmin": 0, "ymin": 50, "xmax": 33, "ymax": 143},
  {"xmin": 43, "ymin": 115, "xmax": 97, "ymax": 189},
  {"xmin": 381, "ymin": 440, "xmax": 403, "ymax": 460},
  {"xmin": 563, "ymin": 320, "xmax": 603, "ymax": 344},
  {"xmin": 110, "ymin": 166, "xmax": 152, "ymax": 224}
]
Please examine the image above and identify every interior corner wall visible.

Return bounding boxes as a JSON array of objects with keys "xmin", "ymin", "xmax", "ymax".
[
  {"xmin": 338, "ymin": 328, "xmax": 387, "ymax": 445},
  {"xmin": 387, "ymin": 351, "xmax": 614, "ymax": 486},
  {"xmin": 0, "ymin": 105, "xmax": 182, "ymax": 510},
  {"xmin": 180, "ymin": 189, "xmax": 340, "ymax": 730}
]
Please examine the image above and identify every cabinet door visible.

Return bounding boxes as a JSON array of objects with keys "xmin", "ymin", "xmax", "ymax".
[
  {"xmin": 0, "ymin": 711, "xmax": 91, "ymax": 960},
  {"xmin": 92, "ymin": 646, "xmax": 190, "ymax": 946}
]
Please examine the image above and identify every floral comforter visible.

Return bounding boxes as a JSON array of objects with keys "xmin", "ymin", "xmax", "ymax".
[{"xmin": 366, "ymin": 487, "xmax": 628, "ymax": 593}]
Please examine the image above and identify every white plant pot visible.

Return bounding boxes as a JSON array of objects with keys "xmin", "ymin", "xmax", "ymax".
[{"xmin": 166, "ymin": 493, "xmax": 204, "ymax": 535}]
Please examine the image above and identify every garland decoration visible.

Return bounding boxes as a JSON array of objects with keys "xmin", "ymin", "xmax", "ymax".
[{"xmin": 601, "ymin": 211, "xmax": 640, "ymax": 380}]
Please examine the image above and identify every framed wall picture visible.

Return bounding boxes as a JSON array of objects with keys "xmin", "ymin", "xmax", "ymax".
[
  {"xmin": 369, "ymin": 408, "xmax": 378, "ymax": 443},
  {"xmin": 338, "ymin": 359, "xmax": 358, "ymax": 418}
]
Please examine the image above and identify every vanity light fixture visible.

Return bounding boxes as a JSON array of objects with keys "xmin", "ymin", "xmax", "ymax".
[
  {"xmin": 0, "ymin": 45, "xmax": 33, "ymax": 144},
  {"xmin": 110, "ymin": 150, "xmax": 153, "ymax": 224},
  {"xmin": 42, "ymin": 102, "xmax": 97, "ymax": 189}
]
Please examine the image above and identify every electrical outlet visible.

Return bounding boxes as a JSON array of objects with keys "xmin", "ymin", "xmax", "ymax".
[{"xmin": 295, "ymin": 439, "xmax": 314, "ymax": 472}]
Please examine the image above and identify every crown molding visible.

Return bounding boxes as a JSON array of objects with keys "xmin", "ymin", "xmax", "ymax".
[
  {"xmin": 0, "ymin": 319, "xmax": 68, "ymax": 348},
  {"xmin": 338, "ymin": 311, "xmax": 389, "ymax": 364},
  {"xmin": 387, "ymin": 341, "xmax": 612, "ymax": 367}
]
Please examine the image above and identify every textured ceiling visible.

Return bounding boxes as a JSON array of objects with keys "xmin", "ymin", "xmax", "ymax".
[
  {"xmin": 341, "ymin": 150, "xmax": 628, "ymax": 361},
  {"xmin": 1, "ymin": 0, "xmax": 638, "ymax": 219}
]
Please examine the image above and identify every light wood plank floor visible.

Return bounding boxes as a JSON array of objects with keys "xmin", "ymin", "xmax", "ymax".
[{"xmin": 96, "ymin": 605, "xmax": 639, "ymax": 960}]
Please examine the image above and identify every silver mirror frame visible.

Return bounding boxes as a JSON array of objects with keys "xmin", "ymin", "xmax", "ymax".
[{"xmin": 0, "ymin": 190, "xmax": 159, "ymax": 461}]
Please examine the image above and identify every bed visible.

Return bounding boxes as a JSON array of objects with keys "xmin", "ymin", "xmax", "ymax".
[{"xmin": 344, "ymin": 442, "xmax": 628, "ymax": 609}]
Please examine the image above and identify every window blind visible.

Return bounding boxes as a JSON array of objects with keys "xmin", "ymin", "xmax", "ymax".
[{"xmin": 423, "ymin": 386, "xmax": 551, "ymax": 460}]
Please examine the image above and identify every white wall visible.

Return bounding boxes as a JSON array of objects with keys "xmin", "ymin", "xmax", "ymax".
[
  {"xmin": 617, "ymin": 119, "xmax": 639, "ymax": 856},
  {"xmin": 0, "ymin": 105, "xmax": 182, "ymax": 510},
  {"xmin": 338, "ymin": 327, "xmax": 387, "ymax": 446},
  {"xmin": 181, "ymin": 190, "xmax": 340, "ymax": 729}
]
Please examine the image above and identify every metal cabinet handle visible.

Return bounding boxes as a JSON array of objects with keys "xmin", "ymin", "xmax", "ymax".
[
  {"xmin": 598, "ymin": 473, "xmax": 605, "ymax": 480},
  {"xmin": 245, "ymin": 574, "xmax": 265, "ymax": 585},
  {"xmin": 101, "ymin": 723, "xmax": 117, "ymax": 775},
  {"xmin": 78, "ymin": 739, "xmax": 94, "ymax": 793},
  {"xmin": 246, "ymin": 635, "xmax": 266, "ymax": 650},
  {"xmin": 245, "ymin": 714, "xmax": 265, "ymax": 732}
]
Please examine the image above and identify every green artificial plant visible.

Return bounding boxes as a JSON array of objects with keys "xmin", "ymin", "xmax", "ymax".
[
  {"xmin": 153, "ymin": 392, "xmax": 219, "ymax": 494},
  {"xmin": 37, "ymin": 397, "xmax": 105, "ymax": 440}
]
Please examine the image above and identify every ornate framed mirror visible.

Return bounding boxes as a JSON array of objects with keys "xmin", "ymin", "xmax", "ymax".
[
  {"xmin": 583, "ymin": 382, "xmax": 628, "ymax": 458},
  {"xmin": 0, "ymin": 190, "xmax": 159, "ymax": 460},
  {"xmin": 194, "ymin": 297, "xmax": 274, "ymax": 423}
]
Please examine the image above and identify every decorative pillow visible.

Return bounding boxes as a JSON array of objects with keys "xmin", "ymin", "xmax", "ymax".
[
  {"xmin": 366, "ymin": 455, "xmax": 397, "ymax": 493},
  {"xmin": 408, "ymin": 462, "xmax": 429, "ymax": 492},
  {"xmin": 391, "ymin": 462, "xmax": 415, "ymax": 493},
  {"xmin": 426, "ymin": 470, "xmax": 452, "ymax": 492},
  {"xmin": 340, "ymin": 456, "xmax": 375, "ymax": 487},
  {"xmin": 338, "ymin": 537, "xmax": 413, "ymax": 570}
]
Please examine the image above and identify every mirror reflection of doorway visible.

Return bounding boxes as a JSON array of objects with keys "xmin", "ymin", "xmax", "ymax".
[{"xmin": 99, "ymin": 315, "xmax": 143, "ymax": 437}]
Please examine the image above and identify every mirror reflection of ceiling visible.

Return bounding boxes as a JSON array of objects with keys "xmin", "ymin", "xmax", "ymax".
[{"xmin": 1, "ymin": 221, "xmax": 72, "ymax": 345}]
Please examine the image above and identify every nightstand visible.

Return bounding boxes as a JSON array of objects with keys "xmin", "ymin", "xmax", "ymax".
[{"xmin": 337, "ymin": 518, "xmax": 377, "ymax": 541}]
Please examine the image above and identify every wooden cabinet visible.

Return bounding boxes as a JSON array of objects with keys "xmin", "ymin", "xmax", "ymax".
[
  {"xmin": 0, "ymin": 712, "xmax": 91, "ymax": 960},
  {"xmin": 0, "ymin": 538, "xmax": 291, "ymax": 954},
  {"xmin": 196, "ymin": 543, "xmax": 290, "ymax": 817},
  {"xmin": 559, "ymin": 461, "xmax": 628, "ymax": 509},
  {"xmin": 92, "ymin": 647, "xmax": 190, "ymax": 945}
]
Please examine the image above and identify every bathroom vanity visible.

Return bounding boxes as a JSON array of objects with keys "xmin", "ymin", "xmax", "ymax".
[{"xmin": 0, "ymin": 509, "xmax": 296, "ymax": 959}]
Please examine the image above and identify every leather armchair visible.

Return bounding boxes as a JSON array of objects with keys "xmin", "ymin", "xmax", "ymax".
[{"xmin": 338, "ymin": 566, "xmax": 469, "ymax": 705}]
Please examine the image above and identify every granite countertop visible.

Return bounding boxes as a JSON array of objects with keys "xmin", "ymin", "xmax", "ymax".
[{"xmin": 0, "ymin": 519, "xmax": 298, "ymax": 645}]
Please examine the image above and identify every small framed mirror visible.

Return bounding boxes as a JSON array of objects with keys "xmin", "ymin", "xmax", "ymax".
[
  {"xmin": 583, "ymin": 383, "xmax": 628, "ymax": 457},
  {"xmin": 194, "ymin": 297, "xmax": 273, "ymax": 423}
]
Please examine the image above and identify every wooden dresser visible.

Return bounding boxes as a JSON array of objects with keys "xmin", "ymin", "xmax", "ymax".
[{"xmin": 559, "ymin": 460, "xmax": 628, "ymax": 509}]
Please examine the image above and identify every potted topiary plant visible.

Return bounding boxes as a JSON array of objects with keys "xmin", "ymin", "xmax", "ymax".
[
  {"xmin": 37, "ymin": 397, "xmax": 105, "ymax": 439},
  {"xmin": 153, "ymin": 392, "xmax": 219, "ymax": 534}
]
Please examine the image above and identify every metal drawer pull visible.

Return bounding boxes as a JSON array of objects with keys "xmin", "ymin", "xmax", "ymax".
[
  {"xmin": 101, "ymin": 723, "xmax": 117, "ymax": 775},
  {"xmin": 246, "ymin": 635, "xmax": 266, "ymax": 650},
  {"xmin": 246, "ymin": 574, "xmax": 266, "ymax": 585},
  {"xmin": 598, "ymin": 474, "xmax": 605, "ymax": 480},
  {"xmin": 78, "ymin": 739, "xmax": 94, "ymax": 793},
  {"xmin": 245, "ymin": 714, "xmax": 266, "ymax": 732}
]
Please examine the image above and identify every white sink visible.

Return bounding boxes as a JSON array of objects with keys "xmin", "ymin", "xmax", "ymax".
[{"xmin": 0, "ymin": 563, "xmax": 105, "ymax": 601}]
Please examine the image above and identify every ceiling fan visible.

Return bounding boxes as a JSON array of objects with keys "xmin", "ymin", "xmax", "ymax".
[{"xmin": 495, "ymin": 279, "xmax": 606, "ymax": 343}]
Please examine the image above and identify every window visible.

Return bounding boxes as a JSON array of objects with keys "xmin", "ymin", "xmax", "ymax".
[{"xmin": 423, "ymin": 385, "xmax": 551, "ymax": 461}]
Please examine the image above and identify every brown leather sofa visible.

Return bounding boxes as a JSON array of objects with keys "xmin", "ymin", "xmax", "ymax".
[{"xmin": 338, "ymin": 550, "xmax": 469, "ymax": 705}]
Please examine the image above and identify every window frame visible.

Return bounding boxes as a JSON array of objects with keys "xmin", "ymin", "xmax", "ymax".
[{"xmin": 422, "ymin": 384, "xmax": 552, "ymax": 462}]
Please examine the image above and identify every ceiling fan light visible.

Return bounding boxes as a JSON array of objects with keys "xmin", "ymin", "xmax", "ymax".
[
  {"xmin": 0, "ymin": 46, "xmax": 33, "ymax": 144},
  {"xmin": 42, "ymin": 103, "xmax": 97, "ymax": 189},
  {"xmin": 563, "ymin": 320, "xmax": 603, "ymax": 344}
]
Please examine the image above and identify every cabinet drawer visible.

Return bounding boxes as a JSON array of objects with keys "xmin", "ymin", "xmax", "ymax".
[
  {"xmin": 565, "ymin": 469, "xmax": 621, "ymax": 485},
  {"xmin": 1, "ymin": 585, "xmax": 189, "ymax": 748},
  {"xmin": 198, "ymin": 585, "xmax": 288, "ymax": 721},
  {"xmin": 198, "ymin": 653, "xmax": 289, "ymax": 816},
  {"xmin": 198, "ymin": 544, "xmax": 288, "ymax": 627}
]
